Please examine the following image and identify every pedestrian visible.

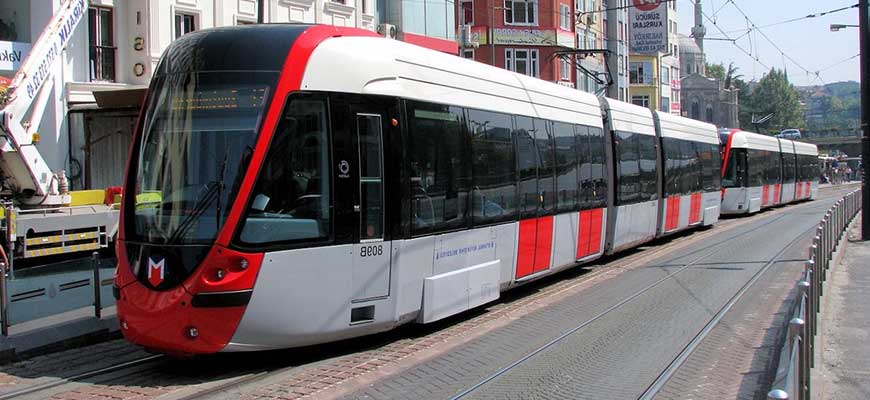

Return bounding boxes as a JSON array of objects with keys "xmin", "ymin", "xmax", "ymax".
[{"xmin": 845, "ymin": 166, "xmax": 853, "ymax": 182}]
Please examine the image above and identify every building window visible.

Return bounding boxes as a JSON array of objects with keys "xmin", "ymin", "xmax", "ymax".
[
  {"xmin": 461, "ymin": 0, "xmax": 474, "ymax": 25},
  {"xmin": 175, "ymin": 12, "xmax": 197, "ymax": 39},
  {"xmin": 463, "ymin": 49, "xmax": 475, "ymax": 59},
  {"xmin": 505, "ymin": 0, "xmax": 537, "ymax": 25},
  {"xmin": 505, "ymin": 48, "xmax": 539, "ymax": 77},
  {"xmin": 560, "ymin": 58, "xmax": 570, "ymax": 80},
  {"xmin": 691, "ymin": 99, "xmax": 700, "ymax": 120},
  {"xmin": 560, "ymin": 4, "xmax": 571, "ymax": 30},
  {"xmin": 632, "ymin": 95, "xmax": 650, "ymax": 108},
  {"xmin": 236, "ymin": 18, "xmax": 255, "ymax": 25},
  {"xmin": 660, "ymin": 97, "xmax": 670, "ymax": 112},
  {"xmin": 706, "ymin": 105, "xmax": 714, "ymax": 123},
  {"xmin": 672, "ymin": 66, "xmax": 679, "ymax": 81},
  {"xmin": 660, "ymin": 66, "xmax": 670, "ymax": 85},
  {"xmin": 629, "ymin": 61, "xmax": 652, "ymax": 84},
  {"xmin": 88, "ymin": 6, "xmax": 115, "ymax": 82}
]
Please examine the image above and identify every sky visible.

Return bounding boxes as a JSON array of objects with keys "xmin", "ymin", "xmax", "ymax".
[{"xmin": 675, "ymin": 0, "xmax": 860, "ymax": 86}]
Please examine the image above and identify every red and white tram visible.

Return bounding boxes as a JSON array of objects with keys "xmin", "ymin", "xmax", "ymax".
[
  {"xmin": 719, "ymin": 129, "xmax": 818, "ymax": 214},
  {"xmin": 115, "ymin": 24, "xmax": 725, "ymax": 355}
]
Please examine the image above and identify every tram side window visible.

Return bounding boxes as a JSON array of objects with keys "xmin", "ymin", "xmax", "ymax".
[
  {"xmin": 468, "ymin": 109, "xmax": 516, "ymax": 225},
  {"xmin": 515, "ymin": 116, "xmax": 540, "ymax": 219},
  {"xmin": 769, "ymin": 151, "xmax": 778, "ymax": 185},
  {"xmin": 575, "ymin": 125, "xmax": 591, "ymax": 209},
  {"xmin": 748, "ymin": 149, "xmax": 765, "ymax": 187},
  {"xmin": 408, "ymin": 101, "xmax": 470, "ymax": 235},
  {"xmin": 662, "ymin": 137, "xmax": 681, "ymax": 196},
  {"xmin": 553, "ymin": 121, "xmax": 578, "ymax": 213},
  {"xmin": 705, "ymin": 143, "xmax": 721, "ymax": 191},
  {"xmin": 638, "ymin": 134, "xmax": 658, "ymax": 201},
  {"xmin": 614, "ymin": 131, "xmax": 640, "ymax": 205},
  {"xmin": 722, "ymin": 148, "xmax": 745, "ymax": 188},
  {"xmin": 587, "ymin": 127, "xmax": 608, "ymax": 208},
  {"xmin": 239, "ymin": 97, "xmax": 331, "ymax": 245},
  {"xmin": 684, "ymin": 140, "xmax": 702, "ymax": 193},
  {"xmin": 783, "ymin": 153, "xmax": 796, "ymax": 183},
  {"xmin": 535, "ymin": 119, "xmax": 557, "ymax": 213}
]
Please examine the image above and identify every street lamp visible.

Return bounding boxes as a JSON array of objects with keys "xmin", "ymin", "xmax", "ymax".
[
  {"xmin": 830, "ymin": 24, "xmax": 859, "ymax": 32},
  {"xmin": 490, "ymin": 2, "xmax": 507, "ymax": 65}
]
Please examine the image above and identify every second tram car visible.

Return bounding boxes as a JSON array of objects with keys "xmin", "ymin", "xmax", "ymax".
[
  {"xmin": 719, "ymin": 129, "xmax": 818, "ymax": 214},
  {"xmin": 115, "ymin": 25, "xmax": 759, "ymax": 356}
]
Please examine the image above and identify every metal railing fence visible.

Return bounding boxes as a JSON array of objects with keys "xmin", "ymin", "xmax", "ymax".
[
  {"xmin": 0, "ymin": 252, "xmax": 114, "ymax": 336},
  {"xmin": 768, "ymin": 189, "xmax": 863, "ymax": 400}
]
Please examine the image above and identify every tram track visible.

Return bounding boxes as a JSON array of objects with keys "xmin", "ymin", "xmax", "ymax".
[
  {"xmin": 0, "ymin": 186, "xmax": 853, "ymax": 400},
  {"xmin": 436, "ymin": 189, "xmax": 852, "ymax": 400},
  {"xmin": 448, "ymin": 209, "xmax": 802, "ymax": 400},
  {"xmin": 0, "ymin": 354, "xmax": 164, "ymax": 400},
  {"xmin": 638, "ymin": 222, "xmax": 818, "ymax": 399}
]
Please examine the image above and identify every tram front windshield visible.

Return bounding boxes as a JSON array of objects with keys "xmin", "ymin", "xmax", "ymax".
[{"xmin": 130, "ymin": 71, "xmax": 275, "ymax": 245}]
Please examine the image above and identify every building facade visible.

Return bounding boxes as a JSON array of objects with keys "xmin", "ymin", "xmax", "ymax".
[
  {"xmin": 0, "ymin": 0, "xmax": 455, "ymax": 191},
  {"xmin": 604, "ymin": 0, "xmax": 628, "ymax": 100},
  {"xmin": 574, "ymin": 0, "xmax": 606, "ymax": 94},
  {"xmin": 627, "ymin": 0, "xmax": 679, "ymax": 113},
  {"xmin": 460, "ymin": 0, "xmax": 576, "ymax": 85},
  {"xmin": 678, "ymin": 34, "xmax": 738, "ymax": 128}
]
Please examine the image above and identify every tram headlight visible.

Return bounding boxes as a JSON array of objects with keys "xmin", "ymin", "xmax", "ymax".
[
  {"xmin": 239, "ymin": 259, "xmax": 249, "ymax": 270},
  {"xmin": 186, "ymin": 326, "xmax": 199, "ymax": 339},
  {"xmin": 214, "ymin": 268, "xmax": 226, "ymax": 280}
]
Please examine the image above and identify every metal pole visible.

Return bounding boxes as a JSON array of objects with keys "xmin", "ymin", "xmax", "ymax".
[
  {"xmin": 92, "ymin": 252, "xmax": 101, "ymax": 319},
  {"xmin": 490, "ymin": 0, "xmax": 495, "ymax": 65},
  {"xmin": 0, "ymin": 262, "xmax": 7, "ymax": 336},
  {"xmin": 4, "ymin": 202, "xmax": 14, "ymax": 279},
  {"xmin": 861, "ymin": 0, "xmax": 870, "ymax": 240}
]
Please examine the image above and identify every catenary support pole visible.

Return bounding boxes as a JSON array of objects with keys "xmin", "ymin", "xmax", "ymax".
[{"xmin": 861, "ymin": 0, "xmax": 869, "ymax": 240}]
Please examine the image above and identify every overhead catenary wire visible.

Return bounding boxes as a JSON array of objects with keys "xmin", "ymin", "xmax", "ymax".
[
  {"xmin": 706, "ymin": 3, "xmax": 859, "ymax": 37},
  {"xmin": 819, "ymin": 53, "xmax": 861, "ymax": 72},
  {"xmin": 726, "ymin": 0, "xmax": 827, "ymax": 83},
  {"xmin": 681, "ymin": 0, "xmax": 770, "ymax": 71}
]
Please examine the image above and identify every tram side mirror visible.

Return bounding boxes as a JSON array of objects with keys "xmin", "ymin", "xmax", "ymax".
[{"xmin": 252, "ymin": 194, "xmax": 270, "ymax": 211}]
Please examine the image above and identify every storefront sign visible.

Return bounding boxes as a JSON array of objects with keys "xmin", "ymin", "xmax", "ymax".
[
  {"xmin": 0, "ymin": 41, "xmax": 30, "ymax": 72},
  {"xmin": 629, "ymin": 0, "xmax": 669, "ymax": 54},
  {"xmin": 671, "ymin": 78, "xmax": 681, "ymax": 90},
  {"xmin": 473, "ymin": 27, "xmax": 574, "ymax": 47},
  {"xmin": 20, "ymin": 0, "xmax": 87, "ymax": 101}
]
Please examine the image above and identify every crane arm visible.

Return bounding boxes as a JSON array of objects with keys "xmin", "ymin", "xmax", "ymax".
[{"xmin": 0, "ymin": 0, "xmax": 87, "ymax": 206}]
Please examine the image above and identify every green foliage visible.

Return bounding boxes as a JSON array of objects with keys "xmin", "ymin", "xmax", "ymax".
[
  {"xmin": 805, "ymin": 81, "xmax": 860, "ymax": 131},
  {"xmin": 740, "ymin": 69, "xmax": 806, "ymax": 134},
  {"xmin": 706, "ymin": 62, "xmax": 726, "ymax": 81}
]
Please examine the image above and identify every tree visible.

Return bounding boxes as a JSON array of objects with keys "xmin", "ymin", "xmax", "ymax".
[
  {"xmin": 746, "ymin": 69, "xmax": 806, "ymax": 134},
  {"xmin": 706, "ymin": 62, "xmax": 726, "ymax": 81},
  {"xmin": 724, "ymin": 62, "xmax": 742, "ymax": 89}
]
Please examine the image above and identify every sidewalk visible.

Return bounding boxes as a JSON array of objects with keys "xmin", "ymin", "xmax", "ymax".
[{"xmin": 814, "ymin": 213, "xmax": 870, "ymax": 400}]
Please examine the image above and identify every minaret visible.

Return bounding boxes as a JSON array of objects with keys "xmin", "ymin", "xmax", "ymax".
[{"xmin": 691, "ymin": 0, "xmax": 706, "ymax": 53}]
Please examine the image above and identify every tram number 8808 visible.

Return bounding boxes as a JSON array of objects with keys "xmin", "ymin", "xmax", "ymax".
[{"xmin": 360, "ymin": 244, "xmax": 384, "ymax": 257}]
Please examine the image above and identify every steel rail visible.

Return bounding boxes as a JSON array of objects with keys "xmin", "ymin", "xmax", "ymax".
[
  {"xmin": 639, "ymin": 222, "xmax": 820, "ymax": 400},
  {"xmin": 0, "ymin": 354, "xmax": 164, "ymax": 400},
  {"xmin": 450, "ymin": 209, "xmax": 799, "ymax": 400}
]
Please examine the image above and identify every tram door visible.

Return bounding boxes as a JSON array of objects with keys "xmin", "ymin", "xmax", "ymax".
[{"xmin": 348, "ymin": 109, "xmax": 392, "ymax": 301}]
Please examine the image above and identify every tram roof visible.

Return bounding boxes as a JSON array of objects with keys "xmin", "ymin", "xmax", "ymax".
[
  {"xmin": 655, "ymin": 111, "xmax": 719, "ymax": 144},
  {"xmin": 792, "ymin": 140, "xmax": 819, "ymax": 156},
  {"xmin": 778, "ymin": 138, "xmax": 796, "ymax": 154},
  {"xmin": 300, "ymin": 36, "xmax": 604, "ymax": 129},
  {"xmin": 600, "ymin": 98, "xmax": 656, "ymax": 136},
  {"xmin": 727, "ymin": 130, "xmax": 780, "ymax": 152}
]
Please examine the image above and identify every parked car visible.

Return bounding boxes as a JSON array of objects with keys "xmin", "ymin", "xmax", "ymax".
[{"xmin": 777, "ymin": 129, "xmax": 802, "ymax": 139}]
